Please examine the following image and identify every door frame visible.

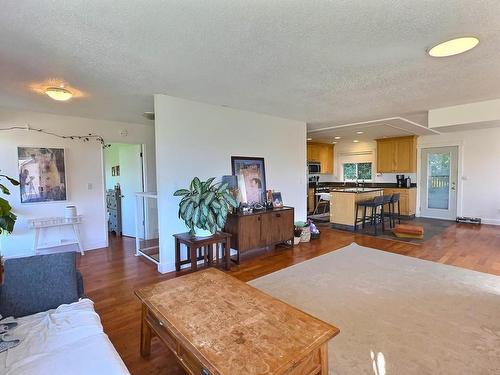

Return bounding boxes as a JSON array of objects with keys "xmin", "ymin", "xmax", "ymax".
[
  {"xmin": 416, "ymin": 139, "xmax": 464, "ymax": 219},
  {"xmin": 102, "ymin": 143, "xmax": 148, "ymax": 247}
]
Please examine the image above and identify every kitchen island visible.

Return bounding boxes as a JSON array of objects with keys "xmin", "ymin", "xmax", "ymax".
[{"xmin": 329, "ymin": 188, "xmax": 383, "ymax": 229}]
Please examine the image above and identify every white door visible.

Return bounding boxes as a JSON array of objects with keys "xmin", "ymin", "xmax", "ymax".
[
  {"xmin": 420, "ymin": 146, "xmax": 458, "ymax": 220},
  {"xmin": 119, "ymin": 144, "xmax": 144, "ymax": 237}
]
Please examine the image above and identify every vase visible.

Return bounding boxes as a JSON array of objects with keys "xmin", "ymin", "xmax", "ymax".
[{"xmin": 194, "ymin": 227, "xmax": 212, "ymax": 238}]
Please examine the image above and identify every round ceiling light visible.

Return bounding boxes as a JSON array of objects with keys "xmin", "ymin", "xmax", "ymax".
[
  {"xmin": 307, "ymin": 137, "xmax": 312, "ymax": 141},
  {"xmin": 45, "ymin": 86, "xmax": 73, "ymax": 101},
  {"xmin": 353, "ymin": 140, "xmax": 360, "ymax": 143},
  {"xmin": 428, "ymin": 36, "xmax": 479, "ymax": 57},
  {"xmin": 356, "ymin": 131, "xmax": 364, "ymax": 135},
  {"xmin": 334, "ymin": 136, "xmax": 341, "ymax": 140}
]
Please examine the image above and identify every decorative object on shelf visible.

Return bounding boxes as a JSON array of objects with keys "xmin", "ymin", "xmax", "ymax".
[
  {"xmin": 231, "ymin": 156, "xmax": 266, "ymax": 205},
  {"xmin": 265, "ymin": 189, "xmax": 274, "ymax": 209},
  {"xmin": 272, "ymin": 192, "xmax": 283, "ymax": 208},
  {"xmin": 64, "ymin": 205, "xmax": 77, "ymax": 219},
  {"xmin": 0, "ymin": 124, "xmax": 108, "ymax": 148},
  {"xmin": 0, "ymin": 172, "xmax": 20, "ymax": 235},
  {"xmin": 174, "ymin": 177, "xmax": 238, "ymax": 237},
  {"xmin": 18, "ymin": 147, "xmax": 67, "ymax": 203}
]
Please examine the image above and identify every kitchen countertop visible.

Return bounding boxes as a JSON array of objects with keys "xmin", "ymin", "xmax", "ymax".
[
  {"xmin": 329, "ymin": 188, "xmax": 384, "ymax": 194},
  {"xmin": 310, "ymin": 182, "xmax": 417, "ymax": 189}
]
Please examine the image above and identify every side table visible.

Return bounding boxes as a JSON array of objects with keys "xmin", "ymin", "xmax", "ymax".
[{"xmin": 173, "ymin": 232, "xmax": 231, "ymax": 272}]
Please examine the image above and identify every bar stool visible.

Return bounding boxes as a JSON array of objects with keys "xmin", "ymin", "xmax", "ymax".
[
  {"xmin": 354, "ymin": 195, "xmax": 386, "ymax": 234},
  {"xmin": 382, "ymin": 194, "xmax": 393, "ymax": 228},
  {"xmin": 389, "ymin": 193, "xmax": 401, "ymax": 227}
]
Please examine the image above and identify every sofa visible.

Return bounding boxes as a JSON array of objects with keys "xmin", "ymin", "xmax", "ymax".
[{"xmin": 0, "ymin": 253, "xmax": 130, "ymax": 375}]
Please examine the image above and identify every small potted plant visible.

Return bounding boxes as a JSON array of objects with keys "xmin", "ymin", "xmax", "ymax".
[{"xmin": 174, "ymin": 177, "xmax": 238, "ymax": 237}]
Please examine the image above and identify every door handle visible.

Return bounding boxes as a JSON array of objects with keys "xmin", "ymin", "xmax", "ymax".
[
  {"xmin": 276, "ymin": 213, "xmax": 281, "ymax": 217},
  {"xmin": 451, "ymin": 182, "xmax": 456, "ymax": 191}
]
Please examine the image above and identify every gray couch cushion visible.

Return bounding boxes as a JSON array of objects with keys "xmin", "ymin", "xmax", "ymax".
[{"xmin": 0, "ymin": 253, "xmax": 80, "ymax": 318}]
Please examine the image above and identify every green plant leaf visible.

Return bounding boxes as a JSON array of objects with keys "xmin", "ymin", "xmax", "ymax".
[
  {"xmin": 0, "ymin": 175, "xmax": 20, "ymax": 186},
  {"xmin": 0, "ymin": 184, "xmax": 10, "ymax": 195},
  {"xmin": 191, "ymin": 177, "xmax": 202, "ymax": 194},
  {"xmin": 204, "ymin": 191, "xmax": 216, "ymax": 205},
  {"xmin": 201, "ymin": 204, "xmax": 209, "ymax": 217},
  {"xmin": 203, "ymin": 177, "xmax": 216, "ymax": 190},
  {"xmin": 185, "ymin": 202, "xmax": 194, "ymax": 221},
  {"xmin": 207, "ymin": 210, "xmax": 215, "ymax": 225},
  {"xmin": 180, "ymin": 199, "xmax": 190, "ymax": 215},
  {"xmin": 193, "ymin": 206, "xmax": 201, "ymax": 225},
  {"xmin": 216, "ymin": 214, "xmax": 225, "ymax": 228},
  {"xmin": 223, "ymin": 192, "xmax": 238, "ymax": 208},
  {"xmin": 211, "ymin": 200, "xmax": 221, "ymax": 210},
  {"xmin": 173, "ymin": 189, "xmax": 190, "ymax": 197},
  {"xmin": 217, "ymin": 182, "xmax": 229, "ymax": 193}
]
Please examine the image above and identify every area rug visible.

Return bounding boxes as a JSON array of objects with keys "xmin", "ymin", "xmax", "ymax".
[{"xmin": 249, "ymin": 243, "xmax": 500, "ymax": 374}]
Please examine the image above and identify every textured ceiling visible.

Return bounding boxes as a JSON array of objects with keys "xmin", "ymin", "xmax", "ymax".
[{"xmin": 1, "ymin": 1, "xmax": 500, "ymax": 126}]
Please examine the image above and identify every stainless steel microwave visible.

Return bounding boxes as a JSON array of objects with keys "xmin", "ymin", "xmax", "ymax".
[{"xmin": 308, "ymin": 162, "xmax": 321, "ymax": 174}]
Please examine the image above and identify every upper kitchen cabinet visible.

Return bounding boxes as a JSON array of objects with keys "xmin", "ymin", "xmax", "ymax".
[
  {"xmin": 376, "ymin": 136, "xmax": 417, "ymax": 173},
  {"xmin": 307, "ymin": 142, "xmax": 334, "ymax": 174}
]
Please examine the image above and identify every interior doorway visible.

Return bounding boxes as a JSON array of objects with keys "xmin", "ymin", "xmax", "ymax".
[
  {"xmin": 420, "ymin": 146, "xmax": 458, "ymax": 220},
  {"xmin": 104, "ymin": 143, "xmax": 145, "ymax": 238}
]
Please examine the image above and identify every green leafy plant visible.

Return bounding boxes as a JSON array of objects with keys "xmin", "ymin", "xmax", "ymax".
[
  {"xmin": 174, "ymin": 177, "xmax": 238, "ymax": 235},
  {"xmin": 0, "ymin": 172, "xmax": 20, "ymax": 236}
]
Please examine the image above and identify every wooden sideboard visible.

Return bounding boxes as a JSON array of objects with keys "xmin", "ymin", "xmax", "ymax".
[{"xmin": 224, "ymin": 207, "xmax": 294, "ymax": 262}]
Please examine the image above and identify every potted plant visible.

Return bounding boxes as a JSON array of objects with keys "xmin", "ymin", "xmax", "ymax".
[
  {"xmin": 174, "ymin": 177, "xmax": 238, "ymax": 237},
  {"xmin": 0, "ymin": 172, "xmax": 20, "ymax": 282}
]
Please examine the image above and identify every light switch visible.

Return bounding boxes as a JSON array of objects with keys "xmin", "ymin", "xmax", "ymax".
[{"xmin": 87, "ymin": 183, "xmax": 93, "ymax": 190}]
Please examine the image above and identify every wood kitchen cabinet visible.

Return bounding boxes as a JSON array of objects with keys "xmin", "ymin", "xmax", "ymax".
[
  {"xmin": 224, "ymin": 207, "xmax": 294, "ymax": 261},
  {"xmin": 307, "ymin": 142, "xmax": 334, "ymax": 174},
  {"xmin": 376, "ymin": 136, "xmax": 417, "ymax": 173},
  {"xmin": 383, "ymin": 187, "xmax": 417, "ymax": 217}
]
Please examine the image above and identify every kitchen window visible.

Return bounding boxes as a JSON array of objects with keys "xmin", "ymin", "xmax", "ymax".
[{"xmin": 343, "ymin": 162, "xmax": 372, "ymax": 181}]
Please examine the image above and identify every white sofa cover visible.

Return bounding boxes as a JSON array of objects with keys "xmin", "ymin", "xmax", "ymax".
[{"xmin": 0, "ymin": 298, "xmax": 129, "ymax": 375}]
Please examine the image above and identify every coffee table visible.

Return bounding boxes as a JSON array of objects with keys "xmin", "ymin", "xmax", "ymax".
[{"xmin": 135, "ymin": 268, "xmax": 339, "ymax": 375}]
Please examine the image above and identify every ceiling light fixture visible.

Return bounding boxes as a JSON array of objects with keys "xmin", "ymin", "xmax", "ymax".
[
  {"xmin": 353, "ymin": 140, "xmax": 360, "ymax": 143},
  {"xmin": 332, "ymin": 141, "xmax": 337, "ymax": 144},
  {"xmin": 428, "ymin": 36, "xmax": 479, "ymax": 57},
  {"xmin": 45, "ymin": 86, "xmax": 73, "ymax": 101},
  {"xmin": 356, "ymin": 131, "xmax": 364, "ymax": 134},
  {"xmin": 334, "ymin": 136, "xmax": 341, "ymax": 140},
  {"xmin": 307, "ymin": 137, "xmax": 312, "ymax": 141}
]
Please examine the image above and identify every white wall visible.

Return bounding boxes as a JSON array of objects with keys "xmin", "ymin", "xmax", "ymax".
[
  {"xmin": 0, "ymin": 108, "xmax": 156, "ymax": 258},
  {"xmin": 313, "ymin": 140, "xmax": 416, "ymax": 183},
  {"xmin": 417, "ymin": 127, "xmax": 500, "ymax": 225},
  {"xmin": 154, "ymin": 95, "xmax": 306, "ymax": 273}
]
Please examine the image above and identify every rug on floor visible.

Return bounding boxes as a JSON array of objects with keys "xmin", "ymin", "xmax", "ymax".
[{"xmin": 249, "ymin": 243, "xmax": 500, "ymax": 374}]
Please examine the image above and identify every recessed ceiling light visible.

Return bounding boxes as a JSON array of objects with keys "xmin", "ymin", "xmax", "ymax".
[
  {"xmin": 332, "ymin": 141, "xmax": 337, "ymax": 144},
  {"xmin": 356, "ymin": 131, "xmax": 364, "ymax": 135},
  {"xmin": 353, "ymin": 140, "xmax": 360, "ymax": 143},
  {"xmin": 428, "ymin": 36, "xmax": 479, "ymax": 57},
  {"xmin": 334, "ymin": 136, "xmax": 341, "ymax": 140},
  {"xmin": 307, "ymin": 137, "xmax": 312, "ymax": 141},
  {"xmin": 45, "ymin": 86, "xmax": 73, "ymax": 101}
]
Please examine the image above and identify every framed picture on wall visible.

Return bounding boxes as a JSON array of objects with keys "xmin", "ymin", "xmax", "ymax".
[
  {"xmin": 231, "ymin": 156, "xmax": 266, "ymax": 205},
  {"xmin": 18, "ymin": 147, "xmax": 67, "ymax": 203}
]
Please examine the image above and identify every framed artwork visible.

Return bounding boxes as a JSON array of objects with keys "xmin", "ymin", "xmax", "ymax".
[
  {"xmin": 231, "ymin": 156, "xmax": 266, "ymax": 205},
  {"xmin": 18, "ymin": 147, "xmax": 67, "ymax": 203},
  {"xmin": 112, "ymin": 166, "xmax": 116, "ymax": 176},
  {"xmin": 272, "ymin": 192, "xmax": 283, "ymax": 208}
]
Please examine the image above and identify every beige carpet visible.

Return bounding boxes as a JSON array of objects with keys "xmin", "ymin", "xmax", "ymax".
[{"xmin": 249, "ymin": 243, "xmax": 500, "ymax": 374}]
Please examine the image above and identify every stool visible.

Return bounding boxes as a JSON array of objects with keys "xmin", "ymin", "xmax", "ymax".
[
  {"xmin": 354, "ymin": 195, "xmax": 386, "ymax": 234},
  {"xmin": 173, "ymin": 232, "xmax": 232, "ymax": 272},
  {"xmin": 389, "ymin": 193, "xmax": 401, "ymax": 227},
  {"xmin": 382, "ymin": 194, "xmax": 393, "ymax": 228}
]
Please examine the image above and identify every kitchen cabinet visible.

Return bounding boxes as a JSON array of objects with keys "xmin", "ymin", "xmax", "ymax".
[
  {"xmin": 376, "ymin": 136, "xmax": 417, "ymax": 173},
  {"xmin": 383, "ymin": 188, "xmax": 417, "ymax": 217},
  {"xmin": 307, "ymin": 142, "xmax": 334, "ymax": 174}
]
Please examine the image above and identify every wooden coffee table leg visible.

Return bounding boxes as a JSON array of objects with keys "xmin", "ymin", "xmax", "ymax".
[
  {"xmin": 319, "ymin": 342, "xmax": 329, "ymax": 374},
  {"xmin": 140, "ymin": 304, "xmax": 152, "ymax": 357}
]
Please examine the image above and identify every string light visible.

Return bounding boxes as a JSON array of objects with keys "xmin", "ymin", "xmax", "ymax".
[{"xmin": 0, "ymin": 124, "xmax": 110, "ymax": 148}]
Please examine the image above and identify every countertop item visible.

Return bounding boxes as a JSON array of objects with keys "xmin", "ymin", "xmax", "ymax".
[{"xmin": 136, "ymin": 268, "xmax": 339, "ymax": 375}]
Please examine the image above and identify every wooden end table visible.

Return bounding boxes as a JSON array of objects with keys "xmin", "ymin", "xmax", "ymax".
[
  {"xmin": 136, "ymin": 268, "xmax": 339, "ymax": 375},
  {"xmin": 173, "ymin": 232, "xmax": 231, "ymax": 272}
]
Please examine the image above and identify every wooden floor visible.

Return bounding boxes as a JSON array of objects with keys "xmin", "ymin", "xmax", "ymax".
[{"xmin": 76, "ymin": 223, "xmax": 500, "ymax": 375}]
